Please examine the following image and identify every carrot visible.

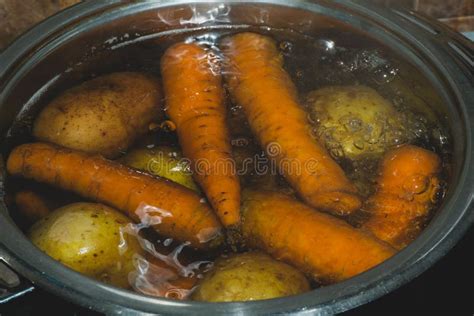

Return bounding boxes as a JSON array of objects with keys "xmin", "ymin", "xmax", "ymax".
[
  {"xmin": 362, "ymin": 145, "xmax": 441, "ymax": 249},
  {"xmin": 222, "ymin": 32, "xmax": 361, "ymax": 216},
  {"xmin": 161, "ymin": 42, "xmax": 241, "ymax": 227},
  {"xmin": 7, "ymin": 142, "xmax": 223, "ymax": 249},
  {"xmin": 242, "ymin": 190, "xmax": 395, "ymax": 283},
  {"xmin": 15, "ymin": 190, "xmax": 52, "ymax": 222}
]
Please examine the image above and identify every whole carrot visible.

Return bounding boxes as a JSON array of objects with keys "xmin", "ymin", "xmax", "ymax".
[
  {"xmin": 7, "ymin": 142, "xmax": 223, "ymax": 249},
  {"xmin": 242, "ymin": 190, "xmax": 395, "ymax": 283},
  {"xmin": 362, "ymin": 145, "xmax": 441, "ymax": 249},
  {"xmin": 222, "ymin": 32, "xmax": 360, "ymax": 216},
  {"xmin": 161, "ymin": 42, "xmax": 241, "ymax": 228}
]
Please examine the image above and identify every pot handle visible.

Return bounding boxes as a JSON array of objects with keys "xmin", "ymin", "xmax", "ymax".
[{"xmin": 0, "ymin": 259, "xmax": 34, "ymax": 304}]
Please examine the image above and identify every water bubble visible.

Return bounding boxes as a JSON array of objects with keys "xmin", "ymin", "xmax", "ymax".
[
  {"xmin": 372, "ymin": 65, "xmax": 399, "ymax": 85},
  {"xmin": 230, "ymin": 103, "xmax": 243, "ymax": 113},
  {"xmin": 366, "ymin": 133, "xmax": 379, "ymax": 144},
  {"xmin": 310, "ymin": 127, "xmax": 321, "ymax": 140},
  {"xmin": 344, "ymin": 118, "xmax": 363, "ymax": 132},
  {"xmin": 279, "ymin": 41, "xmax": 294, "ymax": 55},
  {"xmin": 315, "ymin": 39, "xmax": 336, "ymax": 55},
  {"xmin": 307, "ymin": 112, "xmax": 318, "ymax": 125},
  {"xmin": 393, "ymin": 95, "xmax": 405, "ymax": 107},
  {"xmin": 330, "ymin": 146, "xmax": 345, "ymax": 159},
  {"xmin": 403, "ymin": 175, "xmax": 429, "ymax": 195},
  {"xmin": 193, "ymin": 32, "xmax": 220, "ymax": 48},
  {"xmin": 353, "ymin": 139, "xmax": 365, "ymax": 150},
  {"xmin": 432, "ymin": 128, "xmax": 449, "ymax": 146},
  {"xmin": 430, "ymin": 182, "xmax": 442, "ymax": 204}
]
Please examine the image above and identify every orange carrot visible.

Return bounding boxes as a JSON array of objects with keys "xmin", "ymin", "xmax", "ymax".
[
  {"xmin": 161, "ymin": 42, "xmax": 241, "ymax": 227},
  {"xmin": 15, "ymin": 190, "xmax": 52, "ymax": 222},
  {"xmin": 362, "ymin": 145, "xmax": 441, "ymax": 249},
  {"xmin": 242, "ymin": 190, "xmax": 395, "ymax": 283},
  {"xmin": 222, "ymin": 32, "xmax": 361, "ymax": 216},
  {"xmin": 7, "ymin": 142, "xmax": 223, "ymax": 249}
]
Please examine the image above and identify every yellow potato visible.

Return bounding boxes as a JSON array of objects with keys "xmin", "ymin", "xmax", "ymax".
[
  {"xmin": 192, "ymin": 252, "xmax": 310, "ymax": 302},
  {"xmin": 29, "ymin": 202, "xmax": 143, "ymax": 288},
  {"xmin": 33, "ymin": 72, "xmax": 162, "ymax": 158},
  {"xmin": 120, "ymin": 146, "xmax": 199, "ymax": 191},
  {"xmin": 306, "ymin": 85, "xmax": 412, "ymax": 160}
]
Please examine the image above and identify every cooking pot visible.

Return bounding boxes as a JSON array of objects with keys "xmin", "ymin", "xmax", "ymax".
[{"xmin": 0, "ymin": 1, "xmax": 472, "ymax": 314}]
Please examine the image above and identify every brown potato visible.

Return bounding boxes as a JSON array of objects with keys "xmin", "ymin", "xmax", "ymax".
[
  {"xmin": 29, "ymin": 202, "xmax": 143, "ymax": 288},
  {"xmin": 192, "ymin": 252, "xmax": 310, "ymax": 302},
  {"xmin": 33, "ymin": 72, "xmax": 162, "ymax": 158}
]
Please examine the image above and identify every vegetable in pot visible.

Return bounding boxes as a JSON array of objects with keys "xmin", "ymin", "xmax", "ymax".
[
  {"xmin": 7, "ymin": 142, "xmax": 223, "ymax": 249},
  {"xmin": 161, "ymin": 42, "xmax": 241, "ymax": 228},
  {"xmin": 29, "ymin": 202, "xmax": 143, "ymax": 288},
  {"xmin": 121, "ymin": 146, "xmax": 199, "ymax": 192},
  {"xmin": 242, "ymin": 190, "xmax": 395, "ymax": 284},
  {"xmin": 305, "ymin": 85, "xmax": 412, "ymax": 161},
  {"xmin": 222, "ymin": 32, "xmax": 360, "ymax": 216},
  {"xmin": 362, "ymin": 145, "xmax": 441, "ymax": 249},
  {"xmin": 33, "ymin": 72, "xmax": 162, "ymax": 158},
  {"xmin": 192, "ymin": 251, "xmax": 310, "ymax": 302}
]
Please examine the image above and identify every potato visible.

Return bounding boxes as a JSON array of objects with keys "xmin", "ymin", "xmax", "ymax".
[
  {"xmin": 305, "ymin": 85, "xmax": 413, "ymax": 160},
  {"xmin": 192, "ymin": 252, "xmax": 310, "ymax": 302},
  {"xmin": 33, "ymin": 72, "xmax": 162, "ymax": 158},
  {"xmin": 120, "ymin": 146, "xmax": 199, "ymax": 191},
  {"xmin": 29, "ymin": 202, "xmax": 143, "ymax": 288}
]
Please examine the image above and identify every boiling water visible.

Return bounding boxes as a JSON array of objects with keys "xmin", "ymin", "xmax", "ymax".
[{"xmin": 4, "ymin": 25, "xmax": 451, "ymax": 299}]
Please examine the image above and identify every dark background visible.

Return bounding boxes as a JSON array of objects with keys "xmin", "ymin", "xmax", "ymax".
[{"xmin": 348, "ymin": 227, "xmax": 473, "ymax": 315}]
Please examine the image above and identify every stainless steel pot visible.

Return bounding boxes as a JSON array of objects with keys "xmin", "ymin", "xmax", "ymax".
[{"xmin": 0, "ymin": 1, "xmax": 472, "ymax": 314}]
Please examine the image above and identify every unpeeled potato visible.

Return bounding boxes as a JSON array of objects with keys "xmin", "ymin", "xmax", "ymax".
[
  {"xmin": 33, "ymin": 72, "xmax": 162, "ymax": 158},
  {"xmin": 306, "ymin": 85, "xmax": 412, "ymax": 161},
  {"xmin": 121, "ymin": 146, "xmax": 199, "ymax": 191},
  {"xmin": 192, "ymin": 252, "xmax": 310, "ymax": 302},
  {"xmin": 29, "ymin": 202, "xmax": 143, "ymax": 288}
]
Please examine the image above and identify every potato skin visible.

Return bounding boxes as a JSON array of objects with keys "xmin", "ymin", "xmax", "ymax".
[
  {"xmin": 121, "ymin": 146, "xmax": 199, "ymax": 191},
  {"xmin": 306, "ymin": 85, "xmax": 410, "ymax": 160},
  {"xmin": 192, "ymin": 252, "xmax": 310, "ymax": 302},
  {"xmin": 33, "ymin": 72, "xmax": 162, "ymax": 158},
  {"xmin": 29, "ymin": 202, "xmax": 143, "ymax": 288}
]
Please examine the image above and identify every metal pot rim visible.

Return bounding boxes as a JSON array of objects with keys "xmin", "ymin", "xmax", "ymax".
[{"xmin": 0, "ymin": 1, "xmax": 472, "ymax": 314}]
